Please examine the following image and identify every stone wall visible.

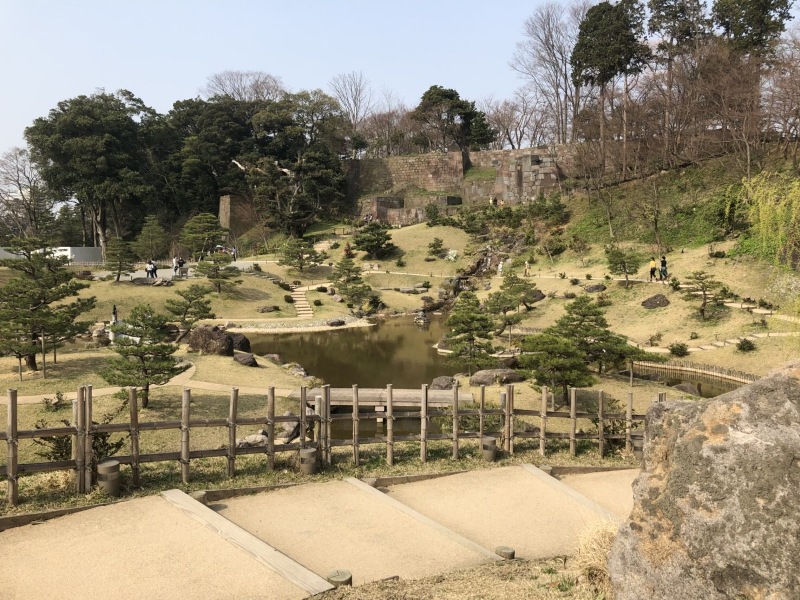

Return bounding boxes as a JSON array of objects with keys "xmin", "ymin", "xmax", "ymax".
[{"xmin": 219, "ymin": 194, "xmax": 257, "ymax": 238}]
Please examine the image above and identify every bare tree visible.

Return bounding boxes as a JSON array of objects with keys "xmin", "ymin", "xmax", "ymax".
[
  {"xmin": 0, "ymin": 147, "xmax": 55, "ymax": 238},
  {"xmin": 511, "ymin": 0, "xmax": 591, "ymax": 144},
  {"xmin": 202, "ymin": 70, "xmax": 286, "ymax": 102},
  {"xmin": 483, "ymin": 88, "xmax": 553, "ymax": 149},
  {"xmin": 359, "ymin": 89, "xmax": 413, "ymax": 157},
  {"xmin": 328, "ymin": 71, "xmax": 375, "ymax": 133}
]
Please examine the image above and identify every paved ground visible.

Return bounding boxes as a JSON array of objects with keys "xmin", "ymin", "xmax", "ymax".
[{"xmin": 0, "ymin": 466, "xmax": 638, "ymax": 599}]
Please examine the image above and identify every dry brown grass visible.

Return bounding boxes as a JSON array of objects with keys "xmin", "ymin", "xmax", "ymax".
[
  {"xmin": 0, "ymin": 349, "xmax": 111, "ymax": 395},
  {"xmin": 572, "ymin": 520, "xmax": 619, "ymax": 598}
]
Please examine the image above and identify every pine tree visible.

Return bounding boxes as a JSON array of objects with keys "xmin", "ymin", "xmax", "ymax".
[
  {"xmin": 164, "ymin": 284, "xmax": 215, "ymax": 341},
  {"xmin": 101, "ymin": 304, "xmax": 188, "ymax": 408},
  {"xmin": 682, "ymin": 270, "xmax": 724, "ymax": 320},
  {"xmin": 519, "ymin": 333, "xmax": 594, "ymax": 401},
  {"xmin": 180, "ymin": 213, "xmax": 227, "ymax": 259},
  {"xmin": 194, "ymin": 252, "xmax": 242, "ymax": 294},
  {"xmin": 131, "ymin": 216, "xmax": 169, "ymax": 261},
  {"xmin": 104, "ymin": 236, "xmax": 137, "ymax": 282},
  {"xmin": 445, "ymin": 291, "xmax": 495, "ymax": 375},
  {"xmin": 332, "ymin": 256, "xmax": 372, "ymax": 309},
  {"xmin": 278, "ymin": 238, "xmax": 327, "ymax": 272}
]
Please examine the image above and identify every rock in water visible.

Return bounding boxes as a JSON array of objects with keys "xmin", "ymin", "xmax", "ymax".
[{"xmin": 608, "ymin": 370, "xmax": 800, "ymax": 598}]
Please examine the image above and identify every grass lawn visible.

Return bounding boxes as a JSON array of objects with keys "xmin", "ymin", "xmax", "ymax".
[
  {"xmin": 0, "ymin": 349, "xmax": 112, "ymax": 396},
  {"xmin": 180, "ymin": 350, "xmax": 314, "ymax": 390}
]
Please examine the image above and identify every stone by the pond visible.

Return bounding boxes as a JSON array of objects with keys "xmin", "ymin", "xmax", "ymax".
[
  {"xmin": 284, "ymin": 363, "xmax": 307, "ymax": 378},
  {"xmin": 332, "ymin": 295, "xmax": 343, "ymax": 303},
  {"xmin": 262, "ymin": 353, "xmax": 283, "ymax": 365},
  {"xmin": 233, "ymin": 353, "xmax": 258, "ymax": 367},
  {"xmin": 327, "ymin": 318, "xmax": 346, "ymax": 327},
  {"xmin": 608, "ymin": 369, "xmax": 800, "ymax": 599},
  {"xmin": 430, "ymin": 376, "xmax": 456, "ymax": 390},
  {"xmin": 469, "ymin": 369, "xmax": 525, "ymax": 386},
  {"xmin": 229, "ymin": 332, "xmax": 251, "ymax": 352},
  {"xmin": 584, "ymin": 284, "xmax": 607, "ymax": 293},
  {"xmin": 188, "ymin": 325, "xmax": 234, "ymax": 356},
  {"xmin": 672, "ymin": 382, "xmax": 700, "ymax": 396},
  {"xmin": 641, "ymin": 294, "xmax": 670, "ymax": 309}
]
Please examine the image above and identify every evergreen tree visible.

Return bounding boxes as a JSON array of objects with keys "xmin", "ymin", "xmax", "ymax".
[
  {"xmin": 332, "ymin": 256, "xmax": 372, "ymax": 309},
  {"xmin": 164, "ymin": 284, "xmax": 215, "ymax": 341},
  {"xmin": 0, "ymin": 238, "xmax": 95, "ymax": 375},
  {"xmin": 194, "ymin": 252, "xmax": 242, "ymax": 294},
  {"xmin": 277, "ymin": 238, "xmax": 327, "ymax": 272},
  {"xmin": 352, "ymin": 222, "xmax": 397, "ymax": 259},
  {"xmin": 549, "ymin": 295, "xmax": 619, "ymax": 373},
  {"xmin": 519, "ymin": 333, "xmax": 594, "ymax": 402},
  {"xmin": 682, "ymin": 270, "xmax": 724, "ymax": 320},
  {"xmin": 131, "ymin": 215, "xmax": 169, "ymax": 260},
  {"xmin": 605, "ymin": 247, "xmax": 644, "ymax": 287},
  {"xmin": 104, "ymin": 236, "xmax": 137, "ymax": 282},
  {"xmin": 101, "ymin": 304, "xmax": 188, "ymax": 408},
  {"xmin": 444, "ymin": 291, "xmax": 495, "ymax": 375},
  {"xmin": 180, "ymin": 213, "xmax": 227, "ymax": 259}
]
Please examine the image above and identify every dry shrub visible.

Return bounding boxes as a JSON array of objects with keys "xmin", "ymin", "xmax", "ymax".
[{"xmin": 572, "ymin": 520, "xmax": 618, "ymax": 597}]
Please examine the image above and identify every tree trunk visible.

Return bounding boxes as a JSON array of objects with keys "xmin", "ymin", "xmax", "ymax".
[
  {"xmin": 599, "ymin": 85, "xmax": 606, "ymax": 174},
  {"xmin": 142, "ymin": 383, "xmax": 150, "ymax": 409},
  {"xmin": 622, "ymin": 75, "xmax": 629, "ymax": 180},
  {"xmin": 24, "ymin": 353, "xmax": 38, "ymax": 372}
]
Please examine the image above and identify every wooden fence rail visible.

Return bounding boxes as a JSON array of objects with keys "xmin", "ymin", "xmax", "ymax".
[
  {"xmin": 1, "ymin": 384, "xmax": 647, "ymax": 507},
  {"xmin": 633, "ymin": 360, "xmax": 759, "ymax": 384}
]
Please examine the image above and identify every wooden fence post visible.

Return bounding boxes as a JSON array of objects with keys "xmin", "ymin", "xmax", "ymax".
[
  {"xmin": 84, "ymin": 385, "xmax": 93, "ymax": 491},
  {"xmin": 626, "ymin": 392, "xmax": 633, "ymax": 454},
  {"xmin": 452, "ymin": 381, "xmax": 459, "ymax": 460},
  {"xmin": 598, "ymin": 390, "xmax": 605, "ymax": 457},
  {"xmin": 75, "ymin": 386, "xmax": 86, "ymax": 494},
  {"xmin": 507, "ymin": 384, "xmax": 515, "ymax": 455},
  {"xmin": 478, "ymin": 385, "xmax": 485, "ymax": 443},
  {"xmin": 539, "ymin": 386, "xmax": 548, "ymax": 457},
  {"xmin": 181, "ymin": 388, "xmax": 191, "ymax": 484},
  {"xmin": 420, "ymin": 384, "xmax": 428, "ymax": 463},
  {"xmin": 299, "ymin": 387, "xmax": 307, "ymax": 449},
  {"xmin": 324, "ymin": 385, "xmax": 332, "ymax": 465},
  {"xmin": 129, "ymin": 387, "xmax": 140, "ymax": 487},
  {"xmin": 386, "ymin": 384, "xmax": 394, "ymax": 466},
  {"xmin": 7, "ymin": 389, "xmax": 18, "ymax": 506},
  {"xmin": 314, "ymin": 395, "xmax": 323, "ymax": 452},
  {"xmin": 352, "ymin": 384, "xmax": 360, "ymax": 466},
  {"xmin": 227, "ymin": 387, "xmax": 239, "ymax": 478},
  {"xmin": 71, "ymin": 396, "xmax": 78, "ymax": 489},
  {"xmin": 569, "ymin": 387, "xmax": 577, "ymax": 457},
  {"xmin": 499, "ymin": 391, "xmax": 507, "ymax": 450},
  {"xmin": 267, "ymin": 387, "xmax": 275, "ymax": 471}
]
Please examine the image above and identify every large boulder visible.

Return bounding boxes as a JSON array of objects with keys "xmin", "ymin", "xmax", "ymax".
[
  {"xmin": 608, "ymin": 370, "xmax": 800, "ymax": 599},
  {"xmin": 430, "ymin": 376, "xmax": 456, "ymax": 390},
  {"xmin": 229, "ymin": 332, "xmax": 251, "ymax": 352},
  {"xmin": 187, "ymin": 325, "xmax": 234, "ymax": 356},
  {"xmin": 233, "ymin": 353, "xmax": 258, "ymax": 367},
  {"xmin": 469, "ymin": 369, "xmax": 525, "ymax": 386},
  {"xmin": 641, "ymin": 293, "xmax": 670, "ymax": 309}
]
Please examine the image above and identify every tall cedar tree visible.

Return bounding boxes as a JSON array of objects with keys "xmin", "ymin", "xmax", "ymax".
[
  {"xmin": 101, "ymin": 304, "xmax": 188, "ymax": 408},
  {"xmin": 132, "ymin": 215, "xmax": 169, "ymax": 260}
]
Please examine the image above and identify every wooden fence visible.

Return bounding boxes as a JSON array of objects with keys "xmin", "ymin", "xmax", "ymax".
[
  {"xmin": 1, "ymin": 383, "xmax": 647, "ymax": 507},
  {"xmin": 633, "ymin": 360, "xmax": 759, "ymax": 384}
]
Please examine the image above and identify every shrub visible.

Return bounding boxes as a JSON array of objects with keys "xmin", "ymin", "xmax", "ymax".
[
  {"xmin": 669, "ymin": 342, "xmax": 690, "ymax": 357},
  {"xmin": 278, "ymin": 281, "xmax": 292, "ymax": 291},
  {"xmin": 737, "ymin": 338, "xmax": 756, "ymax": 352},
  {"xmin": 709, "ymin": 250, "xmax": 726, "ymax": 258},
  {"xmin": 329, "ymin": 241, "xmax": 340, "ymax": 250},
  {"xmin": 586, "ymin": 273, "xmax": 592, "ymax": 280},
  {"xmin": 669, "ymin": 277, "xmax": 681, "ymax": 291},
  {"xmin": 604, "ymin": 274, "xmax": 612, "ymax": 281},
  {"xmin": 252, "ymin": 263, "xmax": 262, "ymax": 272},
  {"xmin": 42, "ymin": 391, "xmax": 67, "ymax": 412},
  {"xmin": 558, "ymin": 272, "xmax": 567, "ymax": 279},
  {"xmin": 649, "ymin": 332, "xmax": 663, "ymax": 347},
  {"xmin": 689, "ymin": 331, "xmax": 699, "ymax": 340},
  {"xmin": 596, "ymin": 293, "xmax": 611, "ymax": 307},
  {"xmin": 316, "ymin": 286, "xmax": 328, "ymax": 293},
  {"xmin": 284, "ymin": 295, "xmax": 294, "ymax": 303},
  {"xmin": 313, "ymin": 299, "xmax": 322, "ymax": 306},
  {"xmin": 570, "ymin": 278, "xmax": 580, "ymax": 286},
  {"xmin": 564, "ymin": 291, "xmax": 577, "ymax": 299},
  {"xmin": 395, "ymin": 258, "xmax": 406, "ymax": 267}
]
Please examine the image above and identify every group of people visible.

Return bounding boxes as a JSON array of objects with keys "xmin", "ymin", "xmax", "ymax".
[
  {"xmin": 172, "ymin": 256, "xmax": 186, "ymax": 275},
  {"xmin": 144, "ymin": 260, "xmax": 158, "ymax": 278},
  {"xmin": 649, "ymin": 255, "xmax": 669, "ymax": 282}
]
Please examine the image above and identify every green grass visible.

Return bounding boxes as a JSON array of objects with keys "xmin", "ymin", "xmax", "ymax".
[
  {"xmin": 0, "ymin": 349, "xmax": 111, "ymax": 396},
  {"xmin": 463, "ymin": 166, "xmax": 497, "ymax": 182}
]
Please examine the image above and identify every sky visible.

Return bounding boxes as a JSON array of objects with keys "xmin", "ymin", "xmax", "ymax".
[{"xmin": 0, "ymin": 0, "xmax": 542, "ymax": 151}]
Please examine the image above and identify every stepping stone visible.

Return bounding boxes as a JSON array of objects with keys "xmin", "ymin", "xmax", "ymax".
[
  {"xmin": 698, "ymin": 345, "xmax": 717, "ymax": 350},
  {"xmin": 712, "ymin": 341, "xmax": 726, "ymax": 347}
]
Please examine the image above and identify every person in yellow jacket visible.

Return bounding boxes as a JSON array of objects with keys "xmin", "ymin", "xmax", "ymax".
[{"xmin": 649, "ymin": 257, "xmax": 657, "ymax": 282}]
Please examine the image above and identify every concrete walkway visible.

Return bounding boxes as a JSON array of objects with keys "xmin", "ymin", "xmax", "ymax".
[{"xmin": 0, "ymin": 465, "xmax": 637, "ymax": 599}]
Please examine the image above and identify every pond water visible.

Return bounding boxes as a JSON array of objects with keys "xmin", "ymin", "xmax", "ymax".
[{"xmin": 247, "ymin": 316, "xmax": 459, "ymax": 389}]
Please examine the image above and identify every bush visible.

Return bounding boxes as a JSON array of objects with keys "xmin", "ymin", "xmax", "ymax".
[
  {"xmin": 284, "ymin": 295, "xmax": 294, "ymax": 303},
  {"xmin": 252, "ymin": 263, "xmax": 262, "ymax": 272},
  {"xmin": 558, "ymin": 272, "xmax": 567, "ymax": 279},
  {"xmin": 570, "ymin": 278, "xmax": 580, "ymax": 285},
  {"xmin": 564, "ymin": 291, "xmax": 577, "ymax": 299},
  {"xmin": 689, "ymin": 331, "xmax": 699, "ymax": 340},
  {"xmin": 42, "ymin": 391, "xmax": 67, "ymax": 412},
  {"xmin": 709, "ymin": 250, "xmax": 726, "ymax": 258},
  {"xmin": 586, "ymin": 274, "xmax": 592, "ymax": 280},
  {"xmin": 669, "ymin": 277, "xmax": 681, "ymax": 290},
  {"xmin": 329, "ymin": 241, "xmax": 340, "ymax": 250},
  {"xmin": 668, "ymin": 342, "xmax": 690, "ymax": 357},
  {"xmin": 313, "ymin": 299, "xmax": 322, "ymax": 306},
  {"xmin": 278, "ymin": 281, "xmax": 292, "ymax": 291},
  {"xmin": 395, "ymin": 258, "xmax": 406, "ymax": 267},
  {"xmin": 737, "ymin": 338, "xmax": 756, "ymax": 352},
  {"xmin": 648, "ymin": 332, "xmax": 663, "ymax": 347},
  {"xmin": 316, "ymin": 286, "xmax": 328, "ymax": 293},
  {"xmin": 596, "ymin": 293, "xmax": 611, "ymax": 307}
]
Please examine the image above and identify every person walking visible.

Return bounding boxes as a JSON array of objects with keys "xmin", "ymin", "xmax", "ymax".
[
  {"xmin": 649, "ymin": 257, "xmax": 657, "ymax": 282},
  {"xmin": 659, "ymin": 255, "xmax": 668, "ymax": 283},
  {"xmin": 172, "ymin": 256, "xmax": 178, "ymax": 275}
]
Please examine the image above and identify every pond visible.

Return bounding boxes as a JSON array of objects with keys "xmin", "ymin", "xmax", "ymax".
[{"xmin": 247, "ymin": 316, "xmax": 459, "ymax": 389}]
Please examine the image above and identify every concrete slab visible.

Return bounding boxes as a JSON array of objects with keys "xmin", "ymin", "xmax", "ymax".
[
  {"xmin": 558, "ymin": 469, "xmax": 640, "ymax": 520},
  {"xmin": 384, "ymin": 465, "xmax": 618, "ymax": 560},
  {"xmin": 0, "ymin": 496, "xmax": 308, "ymax": 600},
  {"xmin": 218, "ymin": 479, "xmax": 492, "ymax": 586}
]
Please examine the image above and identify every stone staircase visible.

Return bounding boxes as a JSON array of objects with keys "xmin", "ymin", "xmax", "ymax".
[{"xmin": 291, "ymin": 287, "xmax": 314, "ymax": 319}]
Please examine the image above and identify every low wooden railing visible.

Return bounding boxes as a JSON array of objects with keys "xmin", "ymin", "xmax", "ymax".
[{"xmin": 1, "ymin": 384, "xmax": 646, "ymax": 507}]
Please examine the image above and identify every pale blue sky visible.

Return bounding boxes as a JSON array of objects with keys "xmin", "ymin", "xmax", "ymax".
[{"xmin": 0, "ymin": 0, "xmax": 541, "ymax": 150}]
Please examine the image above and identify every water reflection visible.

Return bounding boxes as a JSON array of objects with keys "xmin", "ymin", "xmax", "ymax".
[{"xmin": 248, "ymin": 316, "xmax": 459, "ymax": 388}]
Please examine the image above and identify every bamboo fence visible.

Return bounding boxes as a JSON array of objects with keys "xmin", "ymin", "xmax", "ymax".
[
  {"xmin": 633, "ymin": 360, "xmax": 759, "ymax": 384},
  {"xmin": 1, "ymin": 383, "xmax": 647, "ymax": 507}
]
